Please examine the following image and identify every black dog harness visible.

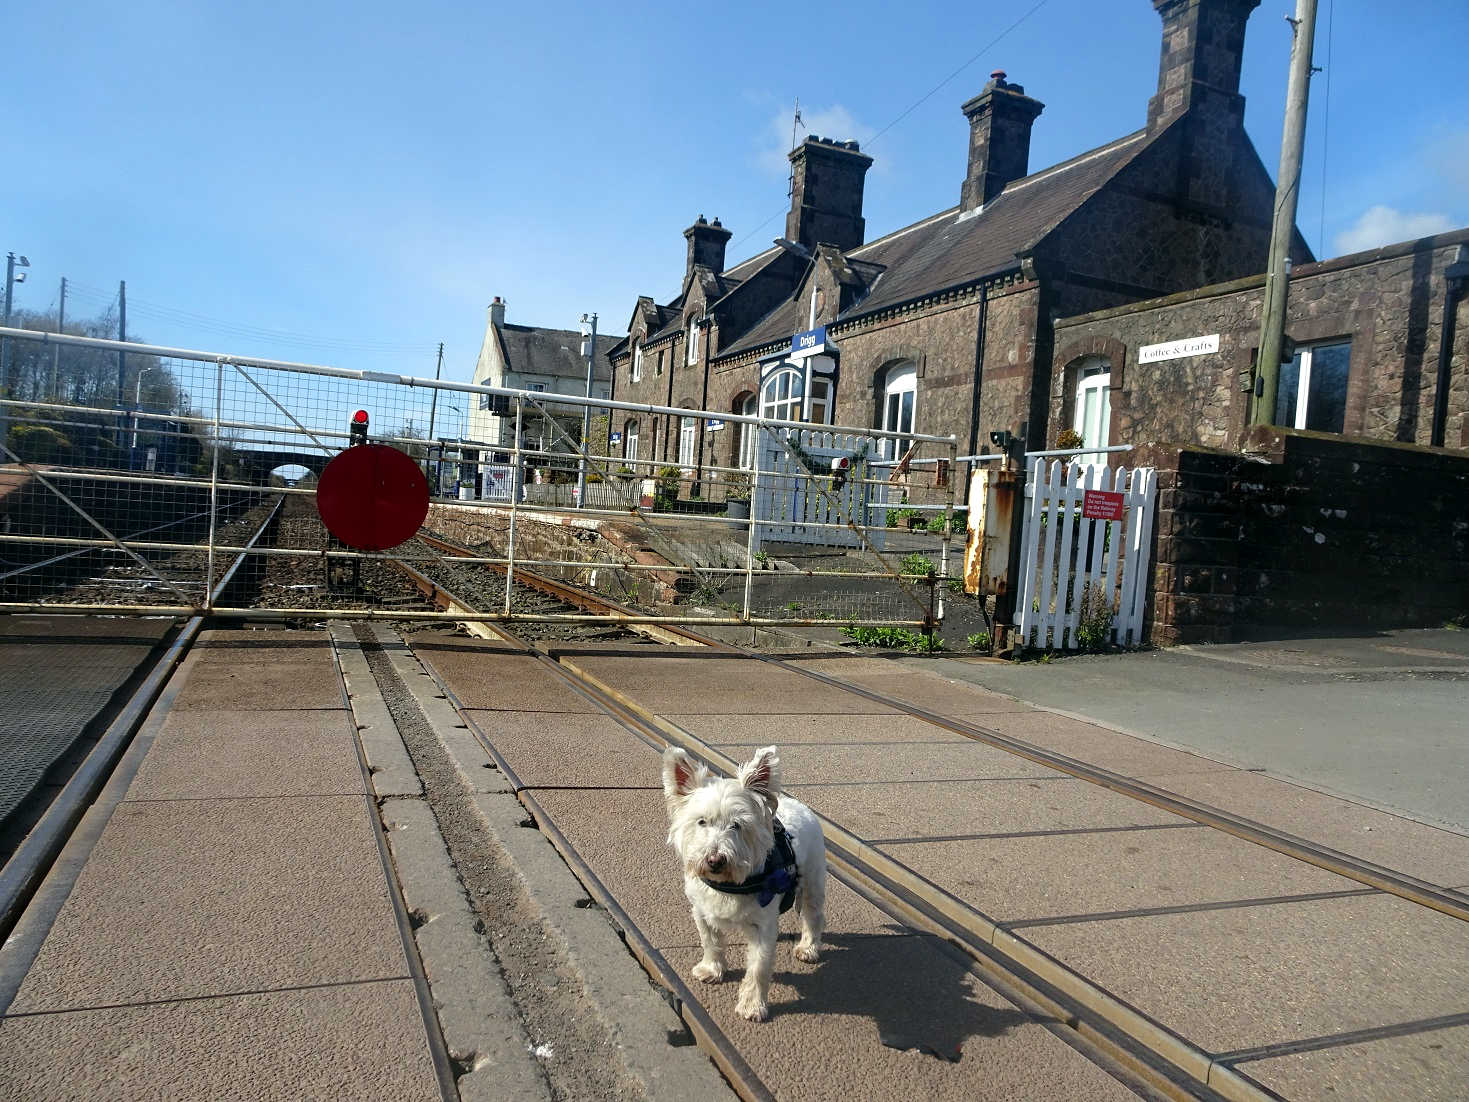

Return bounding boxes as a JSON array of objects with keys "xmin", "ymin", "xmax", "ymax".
[{"xmin": 700, "ymin": 818, "xmax": 799, "ymax": 913}]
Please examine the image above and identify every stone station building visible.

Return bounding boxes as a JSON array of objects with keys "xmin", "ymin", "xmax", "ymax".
[
  {"xmin": 598, "ymin": 0, "xmax": 1469, "ymax": 641},
  {"xmin": 607, "ymin": 0, "xmax": 1314, "ymax": 489}
]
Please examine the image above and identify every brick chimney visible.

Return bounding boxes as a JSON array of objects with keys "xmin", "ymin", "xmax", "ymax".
[
  {"xmin": 786, "ymin": 137, "xmax": 874, "ymax": 252},
  {"xmin": 960, "ymin": 71, "xmax": 1045, "ymax": 211},
  {"xmin": 1147, "ymin": 0, "xmax": 1262, "ymax": 131},
  {"xmin": 684, "ymin": 215, "xmax": 733, "ymax": 278},
  {"xmin": 488, "ymin": 295, "xmax": 506, "ymax": 328}
]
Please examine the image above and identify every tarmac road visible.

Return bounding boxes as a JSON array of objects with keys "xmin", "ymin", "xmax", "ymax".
[{"xmin": 927, "ymin": 628, "xmax": 1469, "ymax": 834}]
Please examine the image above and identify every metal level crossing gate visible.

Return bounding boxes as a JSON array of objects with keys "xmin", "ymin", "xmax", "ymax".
[
  {"xmin": 1014, "ymin": 459, "xmax": 1158, "ymax": 650},
  {"xmin": 0, "ymin": 325, "xmax": 959, "ymax": 633}
]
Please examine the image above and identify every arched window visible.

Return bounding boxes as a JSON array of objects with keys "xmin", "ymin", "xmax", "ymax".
[
  {"xmin": 736, "ymin": 393, "xmax": 758, "ymax": 470},
  {"xmin": 623, "ymin": 419, "xmax": 638, "ymax": 462},
  {"xmin": 760, "ymin": 366, "xmax": 830, "ymax": 425},
  {"xmin": 1072, "ymin": 357, "xmax": 1111, "ymax": 465},
  {"xmin": 631, "ymin": 341, "xmax": 642, "ymax": 382},
  {"xmin": 686, "ymin": 319, "xmax": 700, "ymax": 365},
  {"xmin": 876, "ymin": 362, "xmax": 917, "ymax": 461}
]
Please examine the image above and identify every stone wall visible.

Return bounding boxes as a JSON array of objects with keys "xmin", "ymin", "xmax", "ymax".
[
  {"xmin": 1051, "ymin": 232, "xmax": 1469, "ymax": 452},
  {"xmin": 1136, "ymin": 428, "xmax": 1469, "ymax": 644}
]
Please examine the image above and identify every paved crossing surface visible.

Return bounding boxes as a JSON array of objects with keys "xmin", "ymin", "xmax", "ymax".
[{"xmin": 3, "ymin": 624, "xmax": 1466, "ymax": 1100}]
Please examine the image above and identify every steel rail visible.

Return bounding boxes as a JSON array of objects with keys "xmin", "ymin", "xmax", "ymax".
[
  {"xmin": 400, "ymin": 603, "xmax": 1240, "ymax": 1101},
  {"xmin": 324, "ymin": 632, "xmax": 460, "ymax": 1102},
  {"xmin": 381, "ymin": 562, "xmax": 776, "ymax": 1101},
  {"xmin": 0, "ymin": 495, "xmax": 286, "ymax": 944},
  {"xmin": 385, "ymin": 565, "xmax": 1246, "ymax": 1099},
  {"xmin": 748, "ymin": 656, "xmax": 1469, "ymax": 925},
  {"xmin": 552, "ymin": 660, "xmax": 1279, "ymax": 1102}
]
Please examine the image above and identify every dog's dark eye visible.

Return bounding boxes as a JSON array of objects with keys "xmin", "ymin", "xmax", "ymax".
[
  {"xmin": 697, "ymin": 818, "xmax": 706, "ymax": 827},
  {"xmin": 731, "ymin": 822, "xmax": 741, "ymax": 831}
]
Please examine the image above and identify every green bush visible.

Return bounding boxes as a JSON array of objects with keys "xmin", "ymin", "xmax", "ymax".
[
  {"xmin": 899, "ymin": 552, "xmax": 935, "ymax": 578},
  {"xmin": 840, "ymin": 625, "xmax": 945, "ymax": 653},
  {"xmin": 886, "ymin": 507, "xmax": 921, "ymax": 528},
  {"xmin": 653, "ymin": 465, "xmax": 682, "ymax": 511},
  {"xmin": 966, "ymin": 631, "xmax": 991, "ymax": 651},
  {"xmin": 927, "ymin": 509, "xmax": 967, "ymax": 535},
  {"xmin": 1074, "ymin": 583, "xmax": 1114, "ymax": 652},
  {"xmin": 7, "ymin": 425, "xmax": 73, "ymax": 463}
]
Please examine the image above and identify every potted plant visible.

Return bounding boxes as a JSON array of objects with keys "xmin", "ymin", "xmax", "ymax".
[{"xmin": 723, "ymin": 470, "xmax": 752, "ymax": 523}]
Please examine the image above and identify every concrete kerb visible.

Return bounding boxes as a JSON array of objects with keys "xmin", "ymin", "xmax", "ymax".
[
  {"xmin": 330, "ymin": 624, "xmax": 547, "ymax": 1102},
  {"xmin": 333, "ymin": 633, "xmax": 422, "ymax": 799},
  {"xmin": 371, "ymin": 626, "xmax": 734, "ymax": 1102},
  {"xmin": 379, "ymin": 797, "xmax": 551, "ymax": 1102}
]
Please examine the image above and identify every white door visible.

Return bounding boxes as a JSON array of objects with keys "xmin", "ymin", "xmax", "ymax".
[{"xmin": 1073, "ymin": 362, "xmax": 1111, "ymax": 467}]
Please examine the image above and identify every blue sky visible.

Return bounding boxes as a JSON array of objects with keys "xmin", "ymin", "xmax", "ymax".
[{"xmin": 6, "ymin": 0, "xmax": 1467, "ymax": 381}]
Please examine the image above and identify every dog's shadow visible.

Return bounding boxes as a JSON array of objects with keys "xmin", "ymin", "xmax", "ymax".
[{"xmin": 771, "ymin": 928, "xmax": 1031, "ymax": 1060}]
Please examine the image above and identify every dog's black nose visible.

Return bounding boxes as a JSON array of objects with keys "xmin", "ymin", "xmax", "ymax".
[{"xmin": 707, "ymin": 854, "xmax": 726, "ymax": 872}]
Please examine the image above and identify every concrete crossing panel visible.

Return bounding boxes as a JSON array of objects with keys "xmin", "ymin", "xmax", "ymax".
[
  {"xmin": 8, "ymin": 795, "xmax": 405, "ymax": 1013},
  {"xmin": 0, "ymin": 979, "xmax": 438, "ymax": 1102}
]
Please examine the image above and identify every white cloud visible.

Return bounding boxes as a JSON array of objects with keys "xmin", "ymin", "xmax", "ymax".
[
  {"xmin": 1332, "ymin": 205, "xmax": 1455, "ymax": 255},
  {"xmin": 755, "ymin": 103, "xmax": 876, "ymax": 178}
]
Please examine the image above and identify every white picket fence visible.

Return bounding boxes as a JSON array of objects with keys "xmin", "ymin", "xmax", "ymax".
[{"xmin": 1015, "ymin": 460, "xmax": 1158, "ymax": 650}]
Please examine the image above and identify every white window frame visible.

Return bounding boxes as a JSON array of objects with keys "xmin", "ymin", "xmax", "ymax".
[
  {"xmin": 877, "ymin": 362, "xmax": 917, "ymax": 462},
  {"xmin": 760, "ymin": 366, "xmax": 830, "ymax": 426},
  {"xmin": 624, "ymin": 420, "xmax": 638, "ymax": 462},
  {"xmin": 1072, "ymin": 359, "xmax": 1111, "ymax": 466},
  {"xmin": 686, "ymin": 319, "xmax": 700, "ymax": 366},
  {"xmin": 737, "ymin": 394, "xmax": 758, "ymax": 470},
  {"xmin": 678, "ymin": 415, "xmax": 697, "ymax": 472},
  {"xmin": 1276, "ymin": 338, "xmax": 1351, "ymax": 433},
  {"xmin": 631, "ymin": 342, "xmax": 642, "ymax": 382}
]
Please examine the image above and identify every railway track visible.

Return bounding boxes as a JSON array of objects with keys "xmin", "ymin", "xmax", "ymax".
[
  {"xmin": 7, "ymin": 505, "xmax": 1462, "ymax": 1100},
  {"xmin": 379, "ymin": 548, "xmax": 1467, "ymax": 1101}
]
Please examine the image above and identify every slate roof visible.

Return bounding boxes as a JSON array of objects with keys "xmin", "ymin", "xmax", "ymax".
[
  {"xmin": 499, "ymin": 323, "xmax": 618, "ymax": 381},
  {"xmin": 715, "ymin": 126, "xmax": 1157, "ymax": 359}
]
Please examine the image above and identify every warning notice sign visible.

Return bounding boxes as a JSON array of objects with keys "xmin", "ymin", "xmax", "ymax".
[{"xmin": 1082, "ymin": 490, "xmax": 1125, "ymax": 521}]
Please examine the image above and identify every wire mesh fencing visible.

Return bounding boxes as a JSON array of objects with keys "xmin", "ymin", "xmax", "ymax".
[{"xmin": 1, "ymin": 326, "xmax": 960, "ymax": 632}]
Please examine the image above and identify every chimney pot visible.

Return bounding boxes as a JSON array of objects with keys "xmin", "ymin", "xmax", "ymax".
[
  {"xmin": 784, "ymin": 136, "xmax": 874, "ymax": 252},
  {"xmin": 685, "ymin": 214, "xmax": 734, "ymax": 278},
  {"xmin": 959, "ymin": 78, "xmax": 1044, "ymax": 210}
]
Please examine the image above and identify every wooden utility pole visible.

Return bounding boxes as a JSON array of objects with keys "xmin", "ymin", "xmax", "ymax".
[{"xmin": 1251, "ymin": 0, "xmax": 1319, "ymax": 426}]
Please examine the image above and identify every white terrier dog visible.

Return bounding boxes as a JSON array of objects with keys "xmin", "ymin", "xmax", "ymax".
[{"xmin": 662, "ymin": 744, "xmax": 826, "ymax": 1022}]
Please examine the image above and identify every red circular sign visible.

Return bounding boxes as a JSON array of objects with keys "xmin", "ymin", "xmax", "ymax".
[{"xmin": 315, "ymin": 444, "xmax": 431, "ymax": 551}]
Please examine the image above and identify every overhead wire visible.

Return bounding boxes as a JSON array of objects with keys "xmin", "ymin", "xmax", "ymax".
[{"xmin": 728, "ymin": 0, "xmax": 1053, "ymax": 252}]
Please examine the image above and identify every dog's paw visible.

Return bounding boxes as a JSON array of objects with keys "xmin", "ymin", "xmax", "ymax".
[
  {"xmin": 794, "ymin": 942, "xmax": 820, "ymax": 963},
  {"xmin": 735, "ymin": 993, "xmax": 770, "ymax": 1022},
  {"xmin": 691, "ymin": 960, "xmax": 725, "ymax": 984}
]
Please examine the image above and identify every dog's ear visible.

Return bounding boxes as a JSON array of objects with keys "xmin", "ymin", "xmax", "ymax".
[
  {"xmin": 738, "ymin": 745, "xmax": 782, "ymax": 812},
  {"xmin": 662, "ymin": 747, "xmax": 709, "ymax": 807}
]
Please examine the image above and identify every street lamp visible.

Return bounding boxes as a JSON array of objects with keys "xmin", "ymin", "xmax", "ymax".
[
  {"xmin": 1, "ymin": 252, "xmax": 30, "ymax": 450},
  {"xmin": 576, "ymin": 312, "xmax": 597, "ymax": 508},
  {"xmin": 3, "ymin": 252, "xmax": 31, "ymax": 396},
  {"xmin": 131, "ymin": 365, "xmax": 156, "ymax": 450},
  {"xmin": 444, "ymin": 402, "xmax": 468, "ymax": 498}
]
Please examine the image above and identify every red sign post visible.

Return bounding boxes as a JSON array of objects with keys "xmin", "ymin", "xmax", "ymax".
[{"xmin": 1082, "ymin": 489, "xmax": 1126, "ymax": 521}]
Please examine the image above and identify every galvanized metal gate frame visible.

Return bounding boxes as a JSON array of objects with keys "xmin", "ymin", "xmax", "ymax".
[{"xmin": 0, "ymin": 325, "xmax": 958, "ymax": 630}]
